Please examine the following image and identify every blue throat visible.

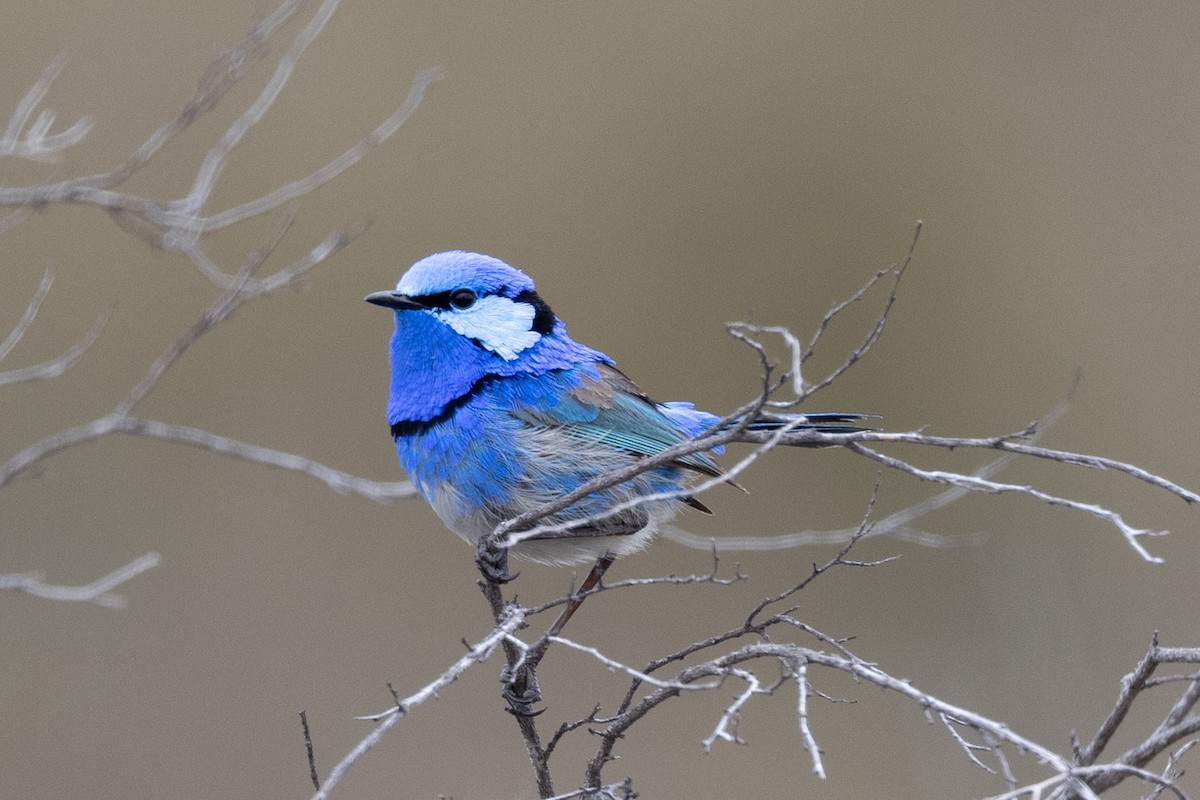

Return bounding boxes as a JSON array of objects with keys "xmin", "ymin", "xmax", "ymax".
[{"xmin": 385, "ymin": 309, "xmax": 609, "ymax": 429}]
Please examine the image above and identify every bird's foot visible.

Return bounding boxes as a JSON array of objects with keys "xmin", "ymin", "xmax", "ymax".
[
  {"xmin": 475, "ymin": 537, "xmax": 518, "ymax": 584},
  {"xmin": 500, "ymin": 661, "xmax": 544, "ymax": 717}
]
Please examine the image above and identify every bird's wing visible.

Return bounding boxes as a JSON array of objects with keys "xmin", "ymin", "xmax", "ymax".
[{"xmin": 510, "ymin": 363, "xmax": 724, "ymax": 480}]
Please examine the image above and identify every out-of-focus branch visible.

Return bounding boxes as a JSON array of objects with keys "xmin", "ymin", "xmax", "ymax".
[
  {"xmin": 0, "ymin": 268, "xmax": 111, "ymax": 387},
  {"xmin": 181, "ymin": 0, "xmax": 349, "ymax": 216},
  {"xmin": 0, "ymin": 2, "xmax": 302, "ymax": 204},
  {"xmin": 188, "ymin": 65, "xmax": 444, "ymax": 235},
  {"xmin": 0, "ymin": 237, "xmax": 414, "ymax": 501},
  {"xmin": 0, "ymin": 267, "xmax": 53, "ymax": 360},
  {"xmin": 0, "ymin": 54, "xmax": 93, "ymax": 162},
  {"xmin": 0, "ymin": 297, "xmax": 110, "ymax": 388},
  {"xmin": 0, "ymin": 0, "xmax": 430, "ymax": 496},
  {"xmin": 0, "ymin": 0, "xmax": 442, "ymax": 279},
  {"xmin": 0, "ymin": 552, "xmax": 161, "ymax": 608},
  {"xmin": 2, "ymin": 0, "xmax": 426, "ymax": 606}
]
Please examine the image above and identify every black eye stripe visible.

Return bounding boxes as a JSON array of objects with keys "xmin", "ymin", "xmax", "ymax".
[
  {"xmin": 409, "ymin": 287, "xmax": 555, "ymax": 334},
  {"xmin": 410, "ymin": 290, "xmax": 450, "ymax": 310},
  {"xmin": 413, "ymin": 288, "xmax": 479, "ymax": 310}
]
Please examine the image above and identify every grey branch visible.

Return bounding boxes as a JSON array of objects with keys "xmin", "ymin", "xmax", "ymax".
[
  {"xmin": 1071, "ymin": 639, "xmax": 1200, "ymax": 796},
  {"xmin": 311, "ymin": 521, "xmax": 1198, "ymax": 799},
  {"xmin": 310, "ymin": 606, "xmax": 528, "ymax": 800},
  {"xmin": 2, "ymin": 0, "xmax": 422, "ymax": 607},
  {"xmin": 0, "ymin": 0, "xmax": 442, "ymax": 286},
  {"xmin": 0, "ymin": 269, "xmax": 110, "ymax": 386},
  {"xmin": 0, "ymin": 234, "xmax": 413, "ymax": 501},
  {"xmin": 0, "ymin": 267, "xmax": 53, "ymax": 361},
  {"xmin": 5, "ymin": 9, "xmax": 1197, "ymax": 795},
  {"xmin": 845, "ymin": 438, "xmax": 1171, "ymax": 563},
  {"xmin": 130, "ymin": 420, "xmax": 413, "ymax": 501},
  {"xmin": 485, "ymin": 224, "xmax": 1196, "ymax": 565},
  {"xmin": 663, "ymin": 397, "xmax": 1074, "ymax": 552},
  {"xmin": 0, "ymin": 53, "xmax": 93, "ymax": 162},
  {"xmin": 0, "ymin": 552, "xmax": 161, "ymax": 608}
]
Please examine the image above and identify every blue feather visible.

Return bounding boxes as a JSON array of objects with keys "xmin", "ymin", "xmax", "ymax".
[{"xmin": 368, "ymin": 251, "xmax": 872, "ymax": 566}]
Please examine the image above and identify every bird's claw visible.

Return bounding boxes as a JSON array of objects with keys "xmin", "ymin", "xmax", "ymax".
[
  {"xmin": 500, "ymin": 662, "xmax": 544, "ymax": 716},
  {"xmin": 476, "ymin": 537, "xmax": 518, "ymax": 584}
]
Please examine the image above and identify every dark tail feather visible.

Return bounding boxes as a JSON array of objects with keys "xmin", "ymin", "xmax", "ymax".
[
  {"xmin": 680, "ymin": 412, "xmax": 876, "ymax": 505},
  {"xmin": 735, "ymin": 411, "xmax": 878, "ymax": 435}
]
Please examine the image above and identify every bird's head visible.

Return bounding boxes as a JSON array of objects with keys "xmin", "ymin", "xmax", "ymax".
[
  {"xmin": 367, "ymin": 251, "xmax": 609, "ymax": 425},
  {"xmin": 366, "ymin": 250, "xmax": 557, "ymax": 361}
]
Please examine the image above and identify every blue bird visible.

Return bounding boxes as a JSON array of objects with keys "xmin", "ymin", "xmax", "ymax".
[{"xmin": 366, "ymin": 251, "xmax": 870, "ymax": 588}]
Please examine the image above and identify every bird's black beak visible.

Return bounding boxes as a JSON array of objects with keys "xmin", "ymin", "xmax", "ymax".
[{"xmin": 364, "ymin": 290, "xmax": 425, "ymax": 310}]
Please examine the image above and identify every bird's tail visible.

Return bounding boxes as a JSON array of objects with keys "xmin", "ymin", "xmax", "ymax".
[
  {"xmin": 659, "ymin": 403, "xmax": 877, "ymax": 442},
  {"xmin": 735, "ymin": 411, "xmax": 878, "ymax": 435},
  {"xmin": 656, "ymin": 406, "xmax": 876, "ymax": 501}
]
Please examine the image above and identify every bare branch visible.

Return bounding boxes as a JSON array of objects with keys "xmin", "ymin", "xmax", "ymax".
[
  {"xmin": 793, "ymin": 662, "xmax": 825, "ymax": 777},
  {"xmin": 0, "ymin": 413, "xmax": 411, "ymax": 501},
  {"xmin": 193, "ymin": 66, "xmax": 444, "ymax": 232},
  {"xmin": 312, "ymin": 606, "xmax": 527, "ymax": 799},
  {"xmin": 546, "ymin": 635, "xmax": 719, "ymax": 692},
  {"xmin": 0, "ymin": 305, "xmax": 110, "ymax": 387},
  {"xmin": 522, "ymin": 554, "xmax": 744, "ymax": 619},
  {"xmin": 701, "ymin": 667, "xmax": 762, "ymax": 750},
  {"xmin": 1076, "ymin": 635, "xmax": 1163, "ymax": 767},
  {"xmin": 0, "ymin": 267, "xmax": 53, "ymax": 361},
  {"xmin": 0, "ymin": 0, "xmax": 441, "ymax": 297},
  {"xmin": 181, "ymin": 0, "xmax": 350, "ymax": 216},
  {"xmin": 0, "ymin": 552, "xmax": 160, "ymax": 607},
  {"xmin": 0, "ymin": 53, "xmax": 93, "ymax": 162},
  {"xmin": 855, "ymin": 429, "xmax": 1200, "ymax": 508},
  {"xmin": 846, "ymin": 440, "xmax": 1169, "ymax": 563},
  {"xmin": 941, "ymin": 713, "xmax": 999, "ymax": 774},
  {"xmin": 666, "ymin": 396, "xmax": 1073, "ymax": 553},
  {"xmin": 127, "ymin": 419, "xmax": 414, "ymax": 501},
  {"xmin": 0, "ymin": 1, "xmax": 303, "ymax": 204},
  {"xmin": 0, "ymin": 229, "xmax": 408, "ymax": 502},
  {"xmin": 797, "ymin": 219, "xmax": 920, "ymax": 400}
]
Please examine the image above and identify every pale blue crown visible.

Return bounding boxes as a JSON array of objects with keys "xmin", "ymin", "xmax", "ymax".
[{"xmin": 397, "ymin": 250, "xmax": 535, "ymax": 298}]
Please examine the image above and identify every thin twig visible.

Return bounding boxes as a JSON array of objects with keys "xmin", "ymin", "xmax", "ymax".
[
  {"xmin": 847, "ymin": 441, "xmax": 1168, "ymax": 562},
  {"xmin": 0, "ymin": 306, "xmax": 111, "ymax": 387},
  {"xmin": 0, "ymin": 53, "xmax": 92, "ymax": 162},
  {"xmin": 317, "ymin": 607, "xmax": 525, "ymax": 799},
  {"xmin": 0, "ymin": 267, "xmax": 54, "ymax": 361},
  {"xmin": 798, "ymin": 220, "xmax": 920, "ymax": 400},
  {"xmin": 299, "ymin": 710, "xmax": 320, "ymax": 791}
]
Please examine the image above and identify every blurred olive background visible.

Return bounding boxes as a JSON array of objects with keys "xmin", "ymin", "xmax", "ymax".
[{"xmin": 3, "ymin": 2, "xmax": 1199, "ymax": 798}]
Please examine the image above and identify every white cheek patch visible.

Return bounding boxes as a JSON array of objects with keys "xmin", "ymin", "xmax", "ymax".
[{"xmin": 439, "ymin": 295, "xmax": 542, "ymax": 360}]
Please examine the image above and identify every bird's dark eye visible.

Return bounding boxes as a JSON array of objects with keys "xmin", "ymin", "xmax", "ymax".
[{"xmin": 450, "ymin": 288, "xmax": 476, "ymax": 309}]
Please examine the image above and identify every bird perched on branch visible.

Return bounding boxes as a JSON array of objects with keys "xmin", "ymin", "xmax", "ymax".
[{"xmin": 366, "ymin": 251, "xmax": 870, "ymax": 589}]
